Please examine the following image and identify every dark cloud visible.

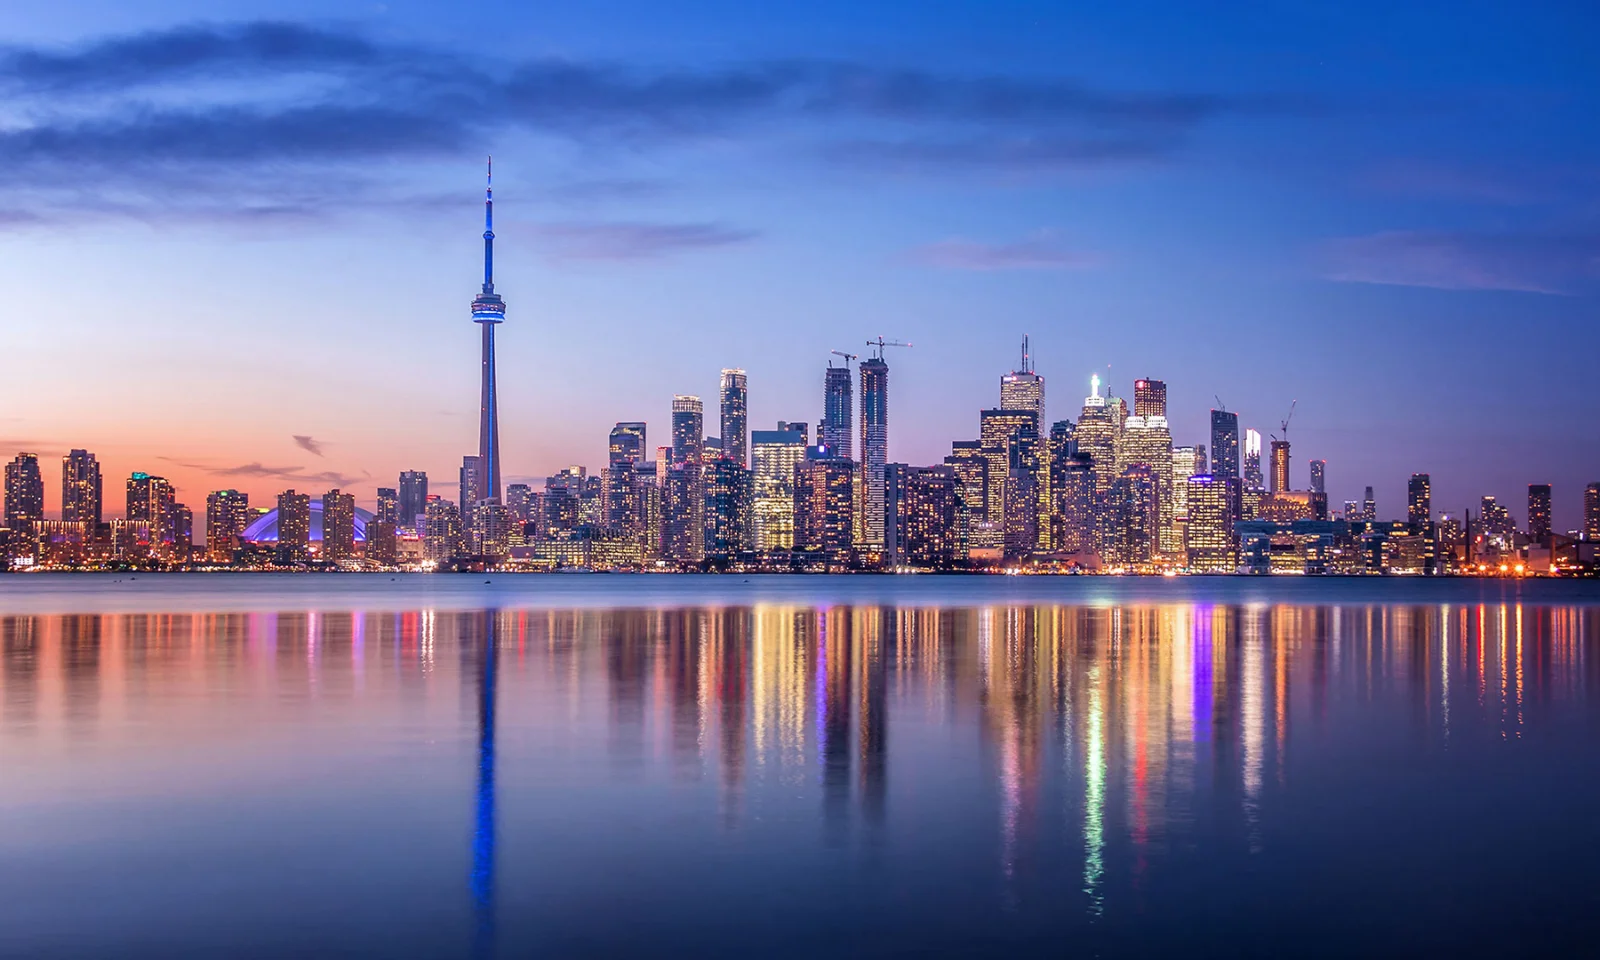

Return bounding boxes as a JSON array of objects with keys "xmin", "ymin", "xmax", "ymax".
[
  {"xmin": 0, "ymin": 21, "xmax": 1309, "ymax": 225},
  {"xmin": 532, "ymin": 221, "xmax": 758, "ymax": 260},
  {"xmin": 159, "ymin": 457, "xmax": 361, "ymax": 486},
  {"xmin": 909, "ymin": 233, "xmax": 1102, "ymax": 271},
  {"xmin": 292, "ymin": 435, "xmax": 325, "ymax": 457},
  {"xmin": 1320, "ymin": 230, "xmax": 1600, "ymax": 295}
]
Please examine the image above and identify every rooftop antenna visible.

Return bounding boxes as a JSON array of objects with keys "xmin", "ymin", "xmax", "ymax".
[
  {"xmin": 482, "ymin": 155, "xmax": 494, "ymax": 294},
  {"xmin": 1020, "ymin": 334, "xmax": 1031, "ymax": 374}
]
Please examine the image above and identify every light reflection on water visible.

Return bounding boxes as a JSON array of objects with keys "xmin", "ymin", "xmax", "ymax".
[{"xmin": 2, "ymin": 587, "xmax": 1600, "ymax": 956}]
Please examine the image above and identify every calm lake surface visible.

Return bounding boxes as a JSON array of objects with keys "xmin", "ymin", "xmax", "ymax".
[{"xmin": 3, "ymin": 574, "xmax": 1600, "ymax": 957}]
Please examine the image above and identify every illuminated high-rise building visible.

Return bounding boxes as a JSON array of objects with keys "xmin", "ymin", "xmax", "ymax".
[
  {"xmin": 822, "ymin": 363, "xmax": 853, "ymax": 460},
  {"xmin": 1363, "ymin": 486, "xmax": 1376, "ymax": 522},
  {"xmin": 1210, "ymin": 410, "xmax": 1240, "ymax": 479},
  {"xmin": 1002, "ymin": 421, "xmax": 1043, "ymax": 561},
  {"xmin": 999, "ymin": 336, "xmax": 1045, "ymax": 424},
  {"xmin": 276, "ymin": 490, "xmax": 311, "ymax": 564},
  {"xmin": 1243, "ymin": 429, "xmax": 1264, "ymax": 490},
  {"xmin": 672, "ymin": 396, "xmax": 704, "ymax": 465},
  {"xmin": 1104, "ymin": 465, "xmax": 1159, "ymax": 565},
  {"xmin": 505, "ymin": 484, "xmax": 533, "ymax": 525},
  {"xmin": 1269, "ymin": 439, "xmax": 1291, "ymax": 494},
  {"xmin": 752, "ymin": 424, "xmax": 807, "ymax": 551},
  {"xmin": 469, "ymin": 160, "xmax": 506, "ymax": 507},
  {"xmin": 423, "ymin": 499, "xmax": 462, "ymax": 562},
  {"xmin": 1133, "ymin": 378, "xmax": 1167, "ymax": 417},
  {"xmin": 1071, "ymin": 375, "xmax": 1119, "ymax": 494},
  {"xmin": 375, "ymin": 488, "xmax": 399, "ymax": 524},
  {"xmin": 204, "ymin": 489, "xmax": 250, "ymax": 562},
  {"xmin": 609, "ymin": 422, "xmax": 648, "ymax": 467},
  {"xmin": 126, "ymin": 472, "xmax": 176, "ymax": 547},
  {"xmin": 322, "ymin": 489, "xmax": 356, "ymax": 562},
  {"xmin": 1051, "ymin": 452, "xmax": 1096, "ymax": 555},
  {"xmin": 61, "ymin": 449, "xmax": 102, "ymax": 526},
  {"xmin": 719, "ymin": 369, "xmax": 748, "ymax": 468},
  {"xmin": 669, "ymin": 396, "xmax": 705, "ymax": 560},
  {"xmin": 704, "ymin": 457, "xmax": 753, "ymax": 561},
  {"xmin": 900, "ymin": 466, "xmax": 963, "ymax": 569},
  {"xmin": 1528, "ymin": 483, "xmax": 1552, "ymax": 547},
  {"xmin": 1480, "ymin": 495, "xmax": 1513, "ymax": 544},
  {"xmin": 945, "ymin": 440, "xmax": 991, "ymax": 550},
  {"xmin": 858, "ymin": 355, "xmax": 890, "ymax": 548},
  {"xmin": 1586, "ymin": 482, "xmax": 1600, "ymax": 541},
  {"xmin": 1120, "ymin": 414, "xmax": 1176, "ymax": 555},
  {"xmin": 1185, "ymin": 474, "xmax": 1238, "ymax": 572},
  {"xmin": 1309, "ymin": 459, "xmax": 1326, "ymax": 494},
  {"xmin": 979, "ymin": 408, "xmax": 1038, "ymax": 546},
  {"xmin": 1172, "ymin": 445, "xmax": 1200, "ymax": 523},
  {"xmin": 1407, "ymin": 474, "xmax": 1432, "ymax": 526},
  {"xmin": 459, "ymin": 455, "xmax": 483, "ymax": 533},
  {"xmin": 794, "ymin": 455, "xmax": 855, "ymax": 562},
  {"xmin": 4, "ymin": 453, "xmax": 44, "ymax": 532},
  {"xmin": 398, "ymin": 471, "xmax": 429, "ymax": 529}
]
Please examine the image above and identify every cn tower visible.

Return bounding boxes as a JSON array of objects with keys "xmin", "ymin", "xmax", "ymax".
[{"xmin": 471, "ymin": 158, "xmax": 505, "ymax": 505}]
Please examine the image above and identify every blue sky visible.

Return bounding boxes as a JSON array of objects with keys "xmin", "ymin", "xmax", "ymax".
[{"xmin": 1, "ymin": 0, "xmax": 1596, "ymax": 528}]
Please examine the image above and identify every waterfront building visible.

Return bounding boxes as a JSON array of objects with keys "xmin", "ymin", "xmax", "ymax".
[
  {"xmin": 1587, "ymin": 482, "xmax": 1600, "ymax": 540},
  {"xmin": 752, "ymin": 424, "xmax": 807, "ymax": 551},
  {"xmin": 1528, "ymin": 484, "xmax": 1552, "ymax": 547},
  {"xmin": 720, "ymin": 369, "xmax": 749, "ymax": 468},
  {"xmin": 1185, "ymin": 474, "xmax": 1238, "ymax": 572},
  {"xmin": 1051, "ymin": 452, "xmax": 1096, "ymax": 556},
  {"xmin": 822, "ymin": 363, "xmax": 853, "ymax": 460},
  {"xmin": 376, "ymin": 488, "xmax": 399, "ymax": 524},
  {"xmin": 858, "ymin": 355, "xmax": 889, "ymax": 548},
  {"xmin": 505, "ymin": 484, "xmax": 532, "ymax": 523},
  {"xmin": 795, "ymin": 455, "xmax": 856, "ymax": 563},
  {"xmin": 398, "ymin": 471, "xmax": 428, "ymax": 530},
  {"xmin": 205, "ymin": 489, "xmax": 250, "ymax": 562},
  {"xmin": 704, "ymin": 457, "xmax": 753, "ymax": 561},
  {"xmin": 126, "ymin": 472, "xmax": 176, "ymax": 549},
  {"xmin": 276, "ymin": 490, "xmax": 312, "ymax": 564},
  {"xmin": 471, "ymin": 500, "xmax": 511, "ymax": 557},
  {"xmin": 669, "ymin": 396, "xmax": 705, "ymax": 561},
  {"xmin": 4, "ymin": 453, "xmax": 44, "ymax": 533},
  {"xmin": 980, "ymin": 408, "xmax": 1038, "ymax": 532},
  {"xmin": 945, "ymin": 440, "xmax": 992, "ymax": 551},
  {"xmin": 900, "ymin": 466, "xmax": 964, "ymax": 569},
  {"xmin": 458, "ymin": 456, "xmax": 482, "ymax": 534},
  {"xmin": 62, "ymin": 449, "xmax": 102, "ymax": 526},
  {"xmin": 322, "ymin": 489, "xmax": 356, "ymax": 562},
  {"xmin": 423, "ymin": 499, "xmax": 462, "ymax": 562},
  {"xmin": 1120, "ymin": 414, "xmax": 1176, "ymax": 555},
  {"xmin": 366, "ymin": 519, "xmax": 397, "ymax": 565},
  {"xmin": 1103, "ymin": 465, "xmax": 1159, "ymax": 566},
  {"xmin": 1003, "ymin": 422, "xmax": 1043, "ymax": 561}
]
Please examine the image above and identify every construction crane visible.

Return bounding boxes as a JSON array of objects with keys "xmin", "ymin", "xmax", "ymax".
[
  {"xmin": 1214, "ymin": 395, "xmax": 1227, "ymax": 413},
  {"xmin": 865, "ymin": 336, "xmax": 912, "ymax": 360},
  {"xmin": 1271, "ymin": 400, "xmax": 1298, "ymax": 443},
  {"xmin": 828, "ymin": 349, "xmax": 858, "ymax": 367}
]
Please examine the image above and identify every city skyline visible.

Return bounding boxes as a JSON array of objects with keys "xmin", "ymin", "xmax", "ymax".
[{"xmin": 1, "ymin": 4, "xmax": 1597, "ymax": 533}]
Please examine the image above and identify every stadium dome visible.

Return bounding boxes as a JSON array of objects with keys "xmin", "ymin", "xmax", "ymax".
[{"xmin": 241, "ymin": 499, "xmax": 376, "ymax": 543}]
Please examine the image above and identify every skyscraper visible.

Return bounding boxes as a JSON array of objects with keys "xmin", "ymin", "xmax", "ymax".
[
  {"xmin": 1243, "ymin": 429, "xmax": 1264, "ymax": 490},
  {"xmin": 794, "ymin": 455, "xmax": 855, "ymax": 562},
  {"xmin": 900, "ymin": 467, "xmax": 963, "ymax": 569},
  {"xmin": 126, "ymin": 472, "xmax": 175, "ymax": 547},
  {"xmin": 460, "ymin": 456, "xmax": 483, "ymax": 531},
  {"xmin": 1185, "ymin": 474, "xmax": 1238, "ymax": 572},
  {"xmin": 1172, "ymin": 445, "xmax": 1200, "ymax": 523},
  {"xmin": 1003, "ymin": 421, "xmax": 1043, "ymax": 561},
  {"xmin": 376, "ymin": 488, "xmax": 399, "ymax": 524},
  {"xmin": 1528, "ymin": 484, "xmax": 1552, "ymax": 547},
  {"xmin": 1269, "ymin": 439, "xmax": 1291, "ymax": 494},
  {"xmin": 999, "ymin": 336, "xmax": 1045, "ymax": 424},
  {"xmin": 752, "ymin": 425, "xmax": 808, "ymax": 551},
  {"xmin": 276, "ymin": 490, "xmax": 311, "ymax": 564},
  {"xmin": 980, "ymin": 409, "xmax": 1038, "ymax": 543},
  {"xmin": 822, "ymin": 363, "xmax": 853, "ymax": 459},
  {"xmin": 1210, "ymin": 410, "xmax": 1240, "ymax": 479},
  {"xmin": 609, "ymin": 422, "xmax": 648, "ymax": 467},
  {"xmin": 1133, "ymin": 378, "xmax": 1167, "ymax": 417},
  {"xmin": 1407, "ymin": 473, "xmax": 1432, "ymax": 526},
  {"xmin": 703, "ymin": 456, "xmax": 752, "ymax": 561},
  {"xmin": 62, "ymin": 449, "xmax": 102, "ymax": 526},
  {"xmin": 858, "ymin": 355, "xmax": 889, "ymax": 548},
  {"xmin": 719, "ymin": 369, "xmax": 748, "ymax": 468},
  {"xmin": 322, "ymin": 489, "xmax": 356, "ymax": 562},
  {"xmin": 1585, "ymin": 482, "xmax": 1599, "ymax": 541},
  {"xmin": 205, "ymin": 489, "xmax": 249, "ymax": 562},
  {"xmin": 1121, "ymin": 414, "xmax": 1176, "ymax": 555},
  {"xmin": 670, "ymin": 396, "xmax": 705, "ymax": 561},
  {"xmin": 1309, "ymin": 459, "xmax": 1326, "ymax": 494},
  {"xmin": 1071, "ymin": 375, "xmax": 1118, "ymax": 494},
  {"xmin": 4, "ymin": 453, "xmax": 44, "ymax": 532},
  {"xmin": 399, "ymin": 471, "xmax": 429, "ymax": 529},
  {"xmin": 470, "ymin": 159, "xmax": 506, "ymax": 507},
  {"xmin": 1363, "ymin": 486, "xmax": 1376, "ymax": 522},
  {"xmin": 946, "ymin": 440, "xmax": 991, "ymax": 549}
]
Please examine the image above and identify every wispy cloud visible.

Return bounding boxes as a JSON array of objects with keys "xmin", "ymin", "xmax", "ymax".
[
  {"xmin": 159, "ymin": 457, "xmax": 361, "ymax": 487},
  {"xmin": 910, "ymin": 232, "xmax": 1102, "ymax": 271},
  {"xmin": 532, "ymin": 221, "xmax": 758, "ymax": 260},
  {"xmin": 1321, "ymin": 230, "xmax": 1600, "ymax": 294},
  {"xmin": 292, "ymin": 434, "xmax": 324, "ymax": 457},
  {"xmin": 0, "ymin": 21, "xmax": 1314, "ymax": 226}
]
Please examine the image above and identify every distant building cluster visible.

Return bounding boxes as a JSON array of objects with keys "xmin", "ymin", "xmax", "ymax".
[{"xmin": 5, "ymin": 175, "xmax": 1598, "ymax": 576}]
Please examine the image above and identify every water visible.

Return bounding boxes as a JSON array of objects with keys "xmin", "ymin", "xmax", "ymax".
[{"xmin": 3, "ymin": 574, "xmax": 1599, "ymax": 957}]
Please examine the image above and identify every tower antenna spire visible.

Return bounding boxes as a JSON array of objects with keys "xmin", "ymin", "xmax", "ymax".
[{"xmin": 483, "ymin": 155, "xmax": 494, "ymax": 293}]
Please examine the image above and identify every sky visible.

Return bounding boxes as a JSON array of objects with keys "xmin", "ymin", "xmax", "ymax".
[{"xmin": 1, "ymin": 0, "xmax": 1597, "ymax": 530}]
